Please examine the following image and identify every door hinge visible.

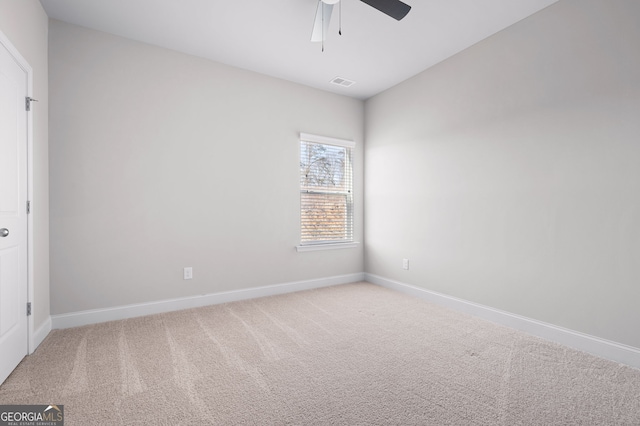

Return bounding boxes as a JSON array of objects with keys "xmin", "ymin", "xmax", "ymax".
[
  {"xmin": 27, "ymin": 200, "xmax": 31, "ymax": 214},
  {"xmin": 25, "ymin": 97, "xmax": 38, "ymax": 112},
  {"xmin": 27, "ymin": 302, "xmax": 32, "ymax": 316}
]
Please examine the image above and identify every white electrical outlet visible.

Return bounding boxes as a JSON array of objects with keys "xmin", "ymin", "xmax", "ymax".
[
  {"xmin": 183, "ymin": 267, "xmax": 193, "ymax": 280},
  {"xmin": 402, "ymin": 259, "xmax": 409, "ymax": 270}
]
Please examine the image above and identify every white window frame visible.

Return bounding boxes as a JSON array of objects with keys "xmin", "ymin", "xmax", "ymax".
[{"xmin": 296, "ymin": 133, "xmax": 358, "ymax": 252}]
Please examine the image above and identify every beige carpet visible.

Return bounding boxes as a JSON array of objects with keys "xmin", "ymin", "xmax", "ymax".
[{"xmin": 1, "ymin": 282, "xmax": 639, "ymax": 425}]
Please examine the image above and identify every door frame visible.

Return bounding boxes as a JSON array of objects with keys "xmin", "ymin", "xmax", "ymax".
[{"xmin": 0, "ymin": 29, "xmax": 35, "ymax": 355}]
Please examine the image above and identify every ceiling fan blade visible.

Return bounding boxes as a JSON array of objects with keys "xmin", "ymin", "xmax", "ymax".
[
  {"xmin": 359, "ymin": 0, "xmax": 411, "ymax": 20},
  {"xmin": 311, "ymin": 1, "xmax": 334, "ymax": 42}
]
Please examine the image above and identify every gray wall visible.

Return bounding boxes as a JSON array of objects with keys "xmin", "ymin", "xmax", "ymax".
[
  {"xmin": 49, "ymin": 20, "xmax": 364, "ymax": 315},
  {"xmin": 0, "ymin": 0, "xmax": 50, "ymax": 331},
  {"xmin": 365, "ymin": 0, "xmax": 640, "ymax": 348}
]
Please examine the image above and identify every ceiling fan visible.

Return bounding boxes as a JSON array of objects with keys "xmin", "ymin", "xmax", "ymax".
[{"xmin": 311, "ymin": 0, "xmax": 411, "ymax": 43}]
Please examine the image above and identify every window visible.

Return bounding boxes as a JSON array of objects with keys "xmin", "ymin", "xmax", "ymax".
[{"xmin": 298, "ymin": 133, "xmax": 355, "ymax": 249}]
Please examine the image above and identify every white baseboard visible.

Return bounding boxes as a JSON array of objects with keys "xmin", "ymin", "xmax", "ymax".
[
  {"xmin": 48, "ymin": 271, "xmax": 640, "ymax": 369},
  {"xmin": 30, "ymin": 316, "xmax": 52, "ymax": 354},
  {"xmin": 365, "ymin": 273, "xmax": 640, "ymax": 370},
  {"xmin": 51, "ymin": 273, "xmax": 365, "ymax": 330}
]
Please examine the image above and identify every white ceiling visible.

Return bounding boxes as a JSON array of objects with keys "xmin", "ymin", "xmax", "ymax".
[{"xmin": 40, "ymin": 0, "xmax": 559, "ymax": 100}]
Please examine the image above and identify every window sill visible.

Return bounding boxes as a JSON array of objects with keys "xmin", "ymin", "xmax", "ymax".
[{"xmin": 296, "ymin": 242, "xmax": 360, "ymax": 252}]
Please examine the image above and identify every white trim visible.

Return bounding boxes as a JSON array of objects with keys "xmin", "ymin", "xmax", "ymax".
[
  {"xmin": 32, "ymin": 316, "xmax": 51, "ymax": 350},
  {"xmin": 296, "ymin": 242, "xmax": 359, "ymax": 252},
  {"xmin": 300, "ymin": 132, "xmax": 355, "ymax": 148},
  {"xmin": 51, "ymin": 273, "xmax": 365, "ymax": 329},
  {"xmin": 0, "ymin": 30, "xmax": 36, "ymax": 355},
  {"xmin": 365, "ymin": 273, "xmax": 640, "ymax": 370}
]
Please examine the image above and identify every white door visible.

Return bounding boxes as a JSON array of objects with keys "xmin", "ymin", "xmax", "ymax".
[{"xmin": 0, "ymin": 36, "xmax": 29, "ymax": 385}]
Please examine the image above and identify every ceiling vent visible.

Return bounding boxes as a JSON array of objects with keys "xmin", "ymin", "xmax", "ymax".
[{"xmin": 330, "ymin": 77, "xmax": 355, "ymax": 88}]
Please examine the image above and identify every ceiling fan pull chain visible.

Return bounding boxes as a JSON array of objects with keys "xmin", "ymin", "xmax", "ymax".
[
  {"xmin": 322, "ymin": 2, "xmax": 325, "ymax": 52},
  {"xmin": 339, "ymin": 0, "xmax": 342, "ymax": 35}
]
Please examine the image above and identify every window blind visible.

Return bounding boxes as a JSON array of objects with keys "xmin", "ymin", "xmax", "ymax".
[{"xmin": 299, "ymin": 133, "xmax": 354, "ymax": 245}]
